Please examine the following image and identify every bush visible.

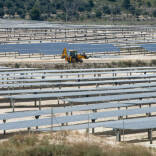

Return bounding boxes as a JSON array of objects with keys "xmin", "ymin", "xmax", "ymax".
[
  {"xmin": 153, "ymin": 10, "xmax": 156, "ymax": 17},
  {"xmin": 150, "ymin": 59, "xmax": 156, "ymax": 66},
  {"xmin": 15, "ymin": 63, "xmax": 20, "ymax": 68},
  {"xmin": 122, "ymin": 0, "xmax": 131, "ymax": 10},
  {"xmin": 95, "ymin": 10, "xmax": 102, "ymax": 18},
  {"xmin": 30, "ymin": 7, "xmax": 41, "ymax": 20},
  {"xmin": 103, "ymin": 6, "xmax": 111, "ymax": 14},
  {"xmin": 147, "ymin": 1, "xmax": 151, "ymax": 7},
  {"xmin": 0, "ymin": 8, "xmax": 4, "ymax": 17},
  {"xmin": 112, "ymin": 7, "xmax": 121, "ymax": 15}
]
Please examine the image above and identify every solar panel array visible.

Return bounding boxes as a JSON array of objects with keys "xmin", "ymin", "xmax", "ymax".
[
  {"xmin": 0, "ymin": 43, "xmax": 120, "ymax": 54},
  {"xmin": 0, "ymin": 102, "xmax": 136, "ymax": 120},
  {"xmin": 44, "ymin": 117, "xmax": 156, "ymax": 131},
  {"xmin": 141, "ymin": 44, "xmax": 156, "ymax": 52},
  {"xmin": 1, "ymin": 72, "xmax": 156, "ymax": 84},
  {"xmin": 0, "ymin": 80, "xmax": 156, "ymax": 96},
  {"xmin": 1, "ymin": 105, "xmax": 156, "ymax": 131},
  {"xmin": 0, "ymin": 66, "xmax": 152, "ymax": 74},
  {"xmin": 1, "ymin": 66, "xmax": 156, "ymax": 143},
  {"xmin": 6, "ymin": 87, "xmax": 156, "ymax": 101},
  {"xmin": 1, "ymin": 68, "xmax": 156, "ymax": 80}
]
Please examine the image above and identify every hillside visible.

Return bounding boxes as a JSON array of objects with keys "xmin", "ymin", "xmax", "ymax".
[{"xmin": 0, "ymin": 0, "xmax": 156, "ymax": 23}]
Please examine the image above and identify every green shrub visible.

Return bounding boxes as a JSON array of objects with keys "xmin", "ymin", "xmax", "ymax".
[{"xmin": 15, "ymin": 63, "xmax": 20, "ymax": 68}]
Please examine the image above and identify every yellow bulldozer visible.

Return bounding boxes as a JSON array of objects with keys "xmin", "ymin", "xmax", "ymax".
[{"xmin": 61, "ymin": 48, "xmax": 88, "ymax": 63}]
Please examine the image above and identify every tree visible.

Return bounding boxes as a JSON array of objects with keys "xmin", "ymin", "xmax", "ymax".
[
  {"xmin": 63, "ymin": 0, "xmax": 83, "ymax": 21},
  {"xmin": 122, "ymin": 0, "xmax": 131, "ymax": 10},
  {"xmin": 96, "ymin": 10, "xmax": 102, "ymax": 18},
  {"xmin": 0, "ymin": 2, "xmax": 3, "ymax": 8},
  {"xmin": 103, "ymin": 6, "xmax": 111, "ymax": 14},
  {"xmin": 112, "ymin": 7, "xmax": 121, "ymax": 15},
  {"xmin": 0, "ymin": 8, "xmax": 4, "ymax": 17},
  {"xmin": 108, "ymin": 0, "xmax": 116, "ymax": 2},
  {"xmin": 147, "ymin": 1, "xmax": 151, "ymax": 8},
  {"xmin": 17, "ymin": 8, "xmax": 25, "ymax": 18},
  {"xmin": 153, "ymin": 10, "xmax": 156, "ymax": 17},
  {"xmin": 0, "ymin": 0, "xmax": 153, "ymax": 22},
  {"xmin": 5, "ymin": 0, "xmax": 13, "ymax": 8},
  {"xmin": 88, "ymin": 0, "xmax": 94, "ymax": 7},
  {"xmin": 129, "ymin": 5, "xmax": 136, "ymax": 15},
  {"xmin": 30, "ymin": 7, "xmax": 41, "ymax": 20}
]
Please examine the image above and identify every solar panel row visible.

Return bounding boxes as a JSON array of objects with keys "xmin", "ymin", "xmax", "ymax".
[
  {"xmin": 6, "ymin": 87, "xmax": 156, "ymax": 101},
  {"xmin": 2, "ymin": 98, "xmax": 156, "ymax": 121},
  {"xmin": 141, "ymin": 44, "xmax": 156, "ymax": 52},
  {"xmin": 0, "ymin": 73, "xmax": 156, "ymax": 83},
  {"xmin": 43, "ymin": 117, "xmax": 156, "ymax": 131},
  {"xmin": 0, "ymin": 70, "xmax": 154, "ymax": 82},
  {"xmin": 1, "ymin": 66, "xmax": 156, "ymax": 75},
  {"xmin": 0, "ymin": 102, "xmax": 135, "ymax": 120},
  {"xmin": 0, "ymin": 80, "xmax": 156, "ymax": 96},
  {"xmin": 0, "ymin": 77, "xmax": 156, "ymax": 90},
  {"xmin": 1, "ymin": 66, "xmax": 156, "ymax": 138},
  {"xmin": 0, "ymin": 43, "xmax": 120, "ymax": 54},
  {"xmin": 67, "ymin": 92, "xmax": 156, "ymax": 103},
  {"xmin": 1, "ymin": 106, "xmax": 156, "ymax": 130},
  {"xmin": 0, "ymin": 68, "xmax": 155, "ymax": 78}
]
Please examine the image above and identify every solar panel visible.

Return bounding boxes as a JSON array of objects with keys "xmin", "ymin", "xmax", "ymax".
[
  {"xmin": 0, "ymin": 102, "xmax": 135, "ymax": 120},
  {"xmin": 1, "ymin": 81, "xmax": 156, "ymax": 96},
  {"xmin": 60, "ymin": 78, "xmax": 156, "ymax": 86},
  {"xmin": 0, "ymin": 67, "xmax": 121, "ymax": 74},
  {"xmin": 0, "ymin": 43, "xmax": 120, "ymax": 54},
  {"xmin": 2, "ymin": 66, "xmax": 156, "ymax": 132},
  {"xmin": 141, "ymin": 44, "xmax": 156, "ymax": 52},
  {"xmin": 0, "ymin": 68, "xmax": 155, "ymax": 78},
  {"xmin": 99, "ymin": 81, "xmax": 156, "ymax": 91},
  {"xmin": 0, "ymin": 77, "xmax": 156, "ymax": 91},
  {"xmin": 41, "ymin": 117, "xmax": 156, "ymax": 131},
  {"xmin": 1, "ymin": 73, "xmax": 156, "ymax": 83},
  {"xmin": 1, "ymin": 106, "xmax": 156, "ymax": 130},
  {"xmin": 0, "ymin": 82, "xmax": 53, "ymax": 90},
  {"xmin": 3, "ymin": 97, "xmax": 156, "ymax": 121},
  {"xmin": 66, "ymin": 92, "xmax": 156, "ymax": 103},
  {"xmin": 0, "ymin": 87, "xmax": 100, "ymax": 95},
  {"xmin": 7, "ymin": 87, "xmax": 156, "ymax": 101},
  {"xmin": 101, "ymin": 117, "xmax": 156, "ymax": 130}
]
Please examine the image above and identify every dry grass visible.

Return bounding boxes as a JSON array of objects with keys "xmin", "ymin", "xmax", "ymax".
[
  {"xmin": 2, "ymin": 59, "xmax": 156, "ymax": 70},
  {"xmin": 0, "ymin": 133, "xmax": 154, "ymax": 156}
]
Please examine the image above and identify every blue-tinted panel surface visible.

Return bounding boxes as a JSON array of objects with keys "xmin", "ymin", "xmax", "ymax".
[
  {"xmin": 0, "ymin": 43, "xmax": 120, "ymax": 54},
  {"xmin": 141, "ymin": 44, "xmax": 156, "ymax": 52},
  {"xmin": 2, "ymin": 107, "xmax": 156, "ymax": 130},
  {"xmin": 42, "ymin": 117, "xmax": 156, "ymax": 131}
]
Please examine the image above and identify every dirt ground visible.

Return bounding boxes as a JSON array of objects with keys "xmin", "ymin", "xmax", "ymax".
[{"xmin": 2, "ymin": 53, "xmax": 156, "ymax": 64}]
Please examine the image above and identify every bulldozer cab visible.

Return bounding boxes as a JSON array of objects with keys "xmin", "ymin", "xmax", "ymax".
[{"xmin": 69, "ymin": 50, "xmax": 78, "ymax": 58}]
